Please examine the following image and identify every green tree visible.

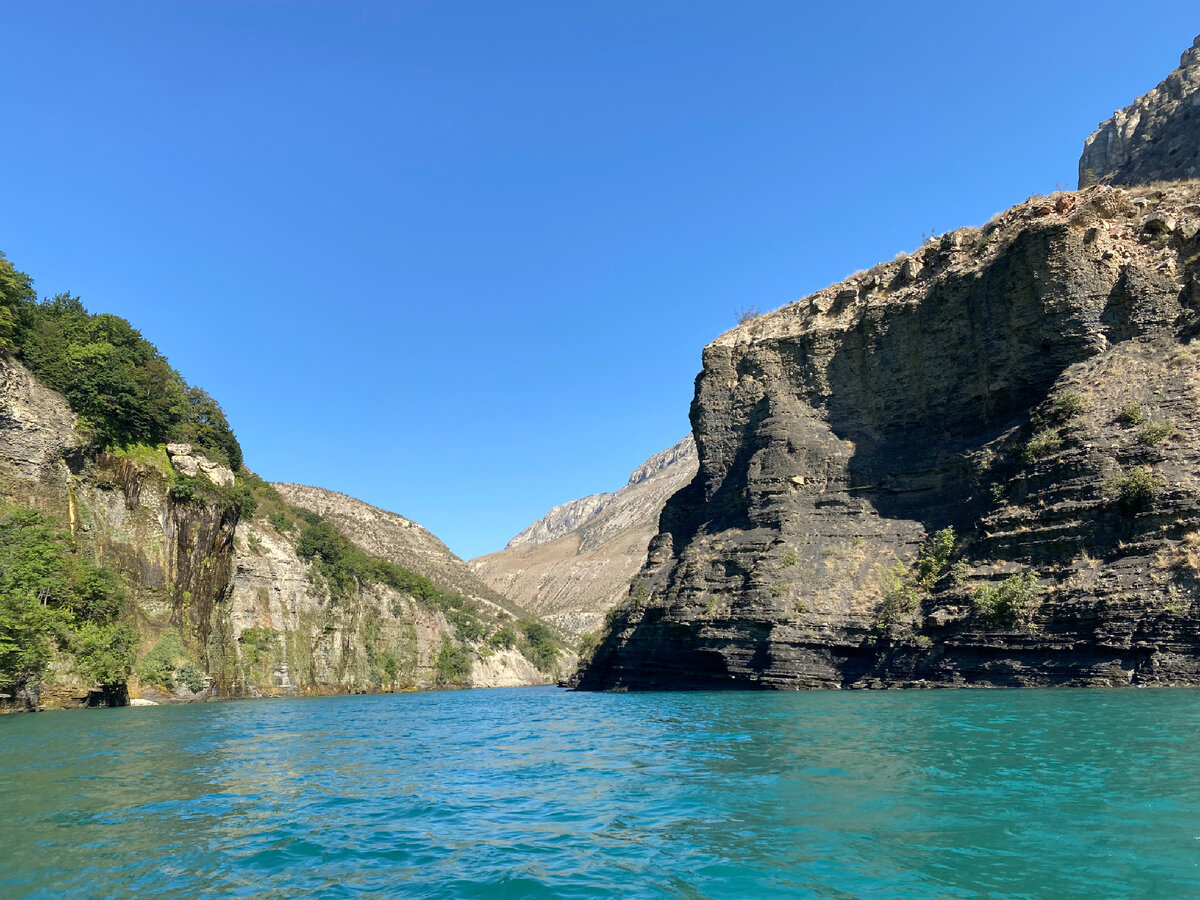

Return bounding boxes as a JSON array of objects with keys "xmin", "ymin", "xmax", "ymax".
[
  {"xmin": 0, "ymin": 505, "xmax": 129, "ymax": 692},
  {"xmin": 519, "ymin": 619, "xmax": 559, "ymax": 671},
  {"xmin": 69, "ymin": 622, "xmax": 137, "ymax": 687},
  {"xmin": 434, "ymin": 637, "xmax": 472, "ymax": 685},
  {"xmin": 3, "ymin": 255, "xmax": 243, "ymax": 463}
]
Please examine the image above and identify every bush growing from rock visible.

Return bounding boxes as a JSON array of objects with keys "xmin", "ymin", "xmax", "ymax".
[{"xmin": 974, "ymin": 573, "xmax": 1041, "ymax": 626}]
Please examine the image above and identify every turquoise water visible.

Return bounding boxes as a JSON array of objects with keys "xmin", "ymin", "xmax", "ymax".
[{"xmin": 1, "ymin": 687, "xmax": 1198, "ymax": 898}]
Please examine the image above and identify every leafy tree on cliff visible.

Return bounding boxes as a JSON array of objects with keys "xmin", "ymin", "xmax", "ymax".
[
  {"xmin": 0, "ymin": 506, "xmax": 133, "ymax": 695},
  {"xmin": 0, "ymin": 253, "xmax": 243, "ymax": 467}
]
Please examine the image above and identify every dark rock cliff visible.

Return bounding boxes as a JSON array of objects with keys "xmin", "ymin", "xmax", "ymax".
[{"xmin": 578, "ymin": 182, "xmax": 1200, "ymax": 690}]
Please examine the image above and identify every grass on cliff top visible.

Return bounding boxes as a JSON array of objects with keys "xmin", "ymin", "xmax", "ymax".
[{"xmin": 106, "ymin": 443, "xmax": 173, "ymax": 477}]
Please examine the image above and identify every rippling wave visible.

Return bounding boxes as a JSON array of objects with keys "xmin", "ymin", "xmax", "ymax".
[{"xmin": 2, "ymin": 687, "xmax": 1199, "ymax": 897}]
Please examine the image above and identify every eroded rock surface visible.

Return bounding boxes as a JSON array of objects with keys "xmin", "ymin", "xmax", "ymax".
[
  {"xmin": 579, "ymin": 182, "xmax": 1200, "ymax": 690},
  {"xmin": 0, "ymin": 352, "xmax": 78, "ymax": 510},
  {"xmin": 1080, "ymin": 35, "xmax": 1200, "ymax": 187}
]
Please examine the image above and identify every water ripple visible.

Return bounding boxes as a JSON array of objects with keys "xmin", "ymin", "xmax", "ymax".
[{"xmin": 2, "ymin": 687, "xmax": 1200, "ymax": 897}]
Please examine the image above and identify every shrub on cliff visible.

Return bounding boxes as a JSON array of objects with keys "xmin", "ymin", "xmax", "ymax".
[
  {"xmin": 1023, "ymin": 428, "xmax": 1064, "ymax": 462},
  {"xmin": 135, "ymin": 629, "xmax": 187, "ymax": 687},
  {"xmin": 1105, "ymin": 466, "xmax": 1159, "ymax": 514},
  {"xmin": 488, "ymin": 626, "xmax": 517, "ymax": 650},
  {"xmin": 1117, "ymin": 402, "xmax": 1147, "ymax": 426},
  {"xmin": 876, "ymin": 564, "xmax": 920, "ymax": 626},
  {"xmin": 974, "ymin": 573, "xmax": 1041, "ymax": 627},
  {"xmin": 0, "ymin": 505, "xmax": 133, "ymax": 692},
  {"xmin": 1139, "ymin": 420, "xmax": 1177, "ymax": 446},
  {"xmin": 875, "ymin": 528, "xmax": 957, "ymax": 628},
  {"xmin": 434, "ymin": 636, "xmax": 472, "ymax": 685},
  {"xmin": 519, "ymin": 619, "xmax": 559, "ymax": 671},
  {"xmin": 915, "ymin": 527, "xmax": 956, "ymax": 590},
  {"xmin": 1051, "ymin": 390, "xmax": 1084, "ymax": 419}
]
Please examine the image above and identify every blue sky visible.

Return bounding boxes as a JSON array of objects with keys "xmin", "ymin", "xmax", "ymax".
[{"xmin": 1, "ymin": 2, "xmax": 1196, "ymax": 559}]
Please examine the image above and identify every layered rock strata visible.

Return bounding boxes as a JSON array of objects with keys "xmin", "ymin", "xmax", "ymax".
[
  {"xmin": 470, "ymin": 437, "xmax": 697, "ymax": 634},
  {"xmin": 1080, "ymin": 35, "xmax": 1200, "ymax": 187},
  {"xmin": 579, "ymin": 182, "xmax": 1200, "ymax": 690}
]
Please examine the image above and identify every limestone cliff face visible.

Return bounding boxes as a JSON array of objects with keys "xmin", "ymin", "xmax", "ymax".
[
  {"xmin": 226, "ymin": 518, "xmax": 548, "ymax": 695},
  {"xmin": 227, "ymin": 483, "xmax": 552, "ymax": 694},
  {"xmin": 1080, "ymin": 35, "xmax": 1200, "ymax": 187},
  {"xmin": 469, "ymin": 437, "xmax": 697, "ymax": 634},
  {"xmin": 0, "ymin": 351, "xmax": 79, "ymax": 513},
  {"xmin": 1, "ymin": 353, "xmax": 554, "ymax": 706},
  {"xmin": 579, "ymin": 182, "xmax": 1200, "ymax": 690}
]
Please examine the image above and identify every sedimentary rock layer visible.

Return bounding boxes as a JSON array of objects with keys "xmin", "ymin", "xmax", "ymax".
[
  {"xmin": 579, "ymin": 182, "xmax": 1200, "ymax": 690},
  {"xmin": 1080, "ymin": 35, "xmax": 1200, "ymax": 187}
]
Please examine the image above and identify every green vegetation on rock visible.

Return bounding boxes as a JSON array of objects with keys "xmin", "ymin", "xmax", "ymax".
[
  {"xmin": 434, "ymin": 636, "xmax": 472, "ymax": 685},
  {"xmin": 1117, "ymin": 402, "xmax": 1147, "ymax": 427},
  {"xmin": 293, "ymin": 513, "xmax": 490, "ymax": 644},
  {"xmin": 0, "ymin": 253, "xmax": 242, "ymax": 466},
  {"xmin": 0, "ymin": 505, "xmax": 133, "ymax": 694},
  {"xmin": 876, "ymin": 527, "xmax": 957, "ymax": 628},
  {"xmin": 519, "ymin": 620, "xmax": 559, "ymax": 671},
  {"xmin": 1024, "ymin": 428, "xmax": 1064, "ymax": 462},
  {"xmin": 1139, "ymin": 420, "xmax": 1177, "ymax": 446},
  {"xmin": 974, "ymin": 573, "xmax": 1041, "ymax": 627},
  {"xmin": 1051, "ymin": 390, "xmax": 1084, "ymax": 419},
  {"xmin": 135, "ymin": 629, "xmax": 196, "ymax": 690},
  {"xmin": 1106, "ymin": 466, "xmax": 1159, "ymax": 514}
]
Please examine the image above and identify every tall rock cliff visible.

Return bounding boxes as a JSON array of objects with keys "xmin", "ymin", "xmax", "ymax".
[
  {"xmin": 1080, "ymin": 35, "xmax": 1200, "ymax": 187},
  {"xmin": 1, "ymin": 352, "xmax": 559, "ymax": 708},
  {"xmin": 578, "ymin": 181, "xmax": 1200, "ymax": 690},
  {"xmin": 469, "ymin": 437, "xmax": 698, "ymax": 634}
]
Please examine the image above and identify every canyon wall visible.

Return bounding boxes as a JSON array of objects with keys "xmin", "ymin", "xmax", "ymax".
[{"xmin": 578, "ymin": 182, "xmax": 1200, "ymax": 689}]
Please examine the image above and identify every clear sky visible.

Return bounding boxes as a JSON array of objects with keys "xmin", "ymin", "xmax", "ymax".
[{"xmin": 1, "ymin": 2, "xmax": 1196, "ymax": 559}]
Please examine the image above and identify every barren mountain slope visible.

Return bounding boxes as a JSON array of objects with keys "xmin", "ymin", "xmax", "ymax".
[{"xmin": 470, "ymin": 437, "xmax": 697, "ymax": 634}]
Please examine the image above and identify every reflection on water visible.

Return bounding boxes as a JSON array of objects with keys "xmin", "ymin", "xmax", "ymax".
[{"xmin": 2, "ymin": 687, "xmax": 1199, "ymax": 898}]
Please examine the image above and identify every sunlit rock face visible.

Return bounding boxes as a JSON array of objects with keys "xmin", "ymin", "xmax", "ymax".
[
  {"xmin": 578, "ymin": 181, "xmax": 1200, "ymax": 691},
  {"xmin": 1080, "ymin": 35, "xmax": 1200, "ymax": 188},
  {"xmin": 0, "ymin": 353, "xmax": 558, "ymax": 705},
  {"xmin": 469, "ymin": 437, "xmax": 698, "ymax": 635}
]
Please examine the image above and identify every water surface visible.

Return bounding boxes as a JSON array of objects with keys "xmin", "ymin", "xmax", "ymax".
[{"xmin": 1, "ymin": 687, "xmax": 1198, "ymax": 897}]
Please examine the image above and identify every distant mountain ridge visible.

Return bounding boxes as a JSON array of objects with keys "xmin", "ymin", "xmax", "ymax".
[
  {"xmin": 470, "ymin": 437, "xmax": 698, "ymax": 634},
  {"xmin": 506, "ymin": 437, "xmax": 697, "ymax": 551}
]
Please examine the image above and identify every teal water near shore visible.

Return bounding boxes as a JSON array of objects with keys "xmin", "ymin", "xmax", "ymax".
[{"xmin": 1, "ymin": 686, "xmax": 1198, "ymax": 898}]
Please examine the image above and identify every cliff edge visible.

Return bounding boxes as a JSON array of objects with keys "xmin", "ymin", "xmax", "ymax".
[
  {"xmin": 578, "ymin": 181, "xmax": 1200, "ymax": 690},
  {"xmin": 1080, "ymin": 35, "xmax": 1200, "ymax": 187}
]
